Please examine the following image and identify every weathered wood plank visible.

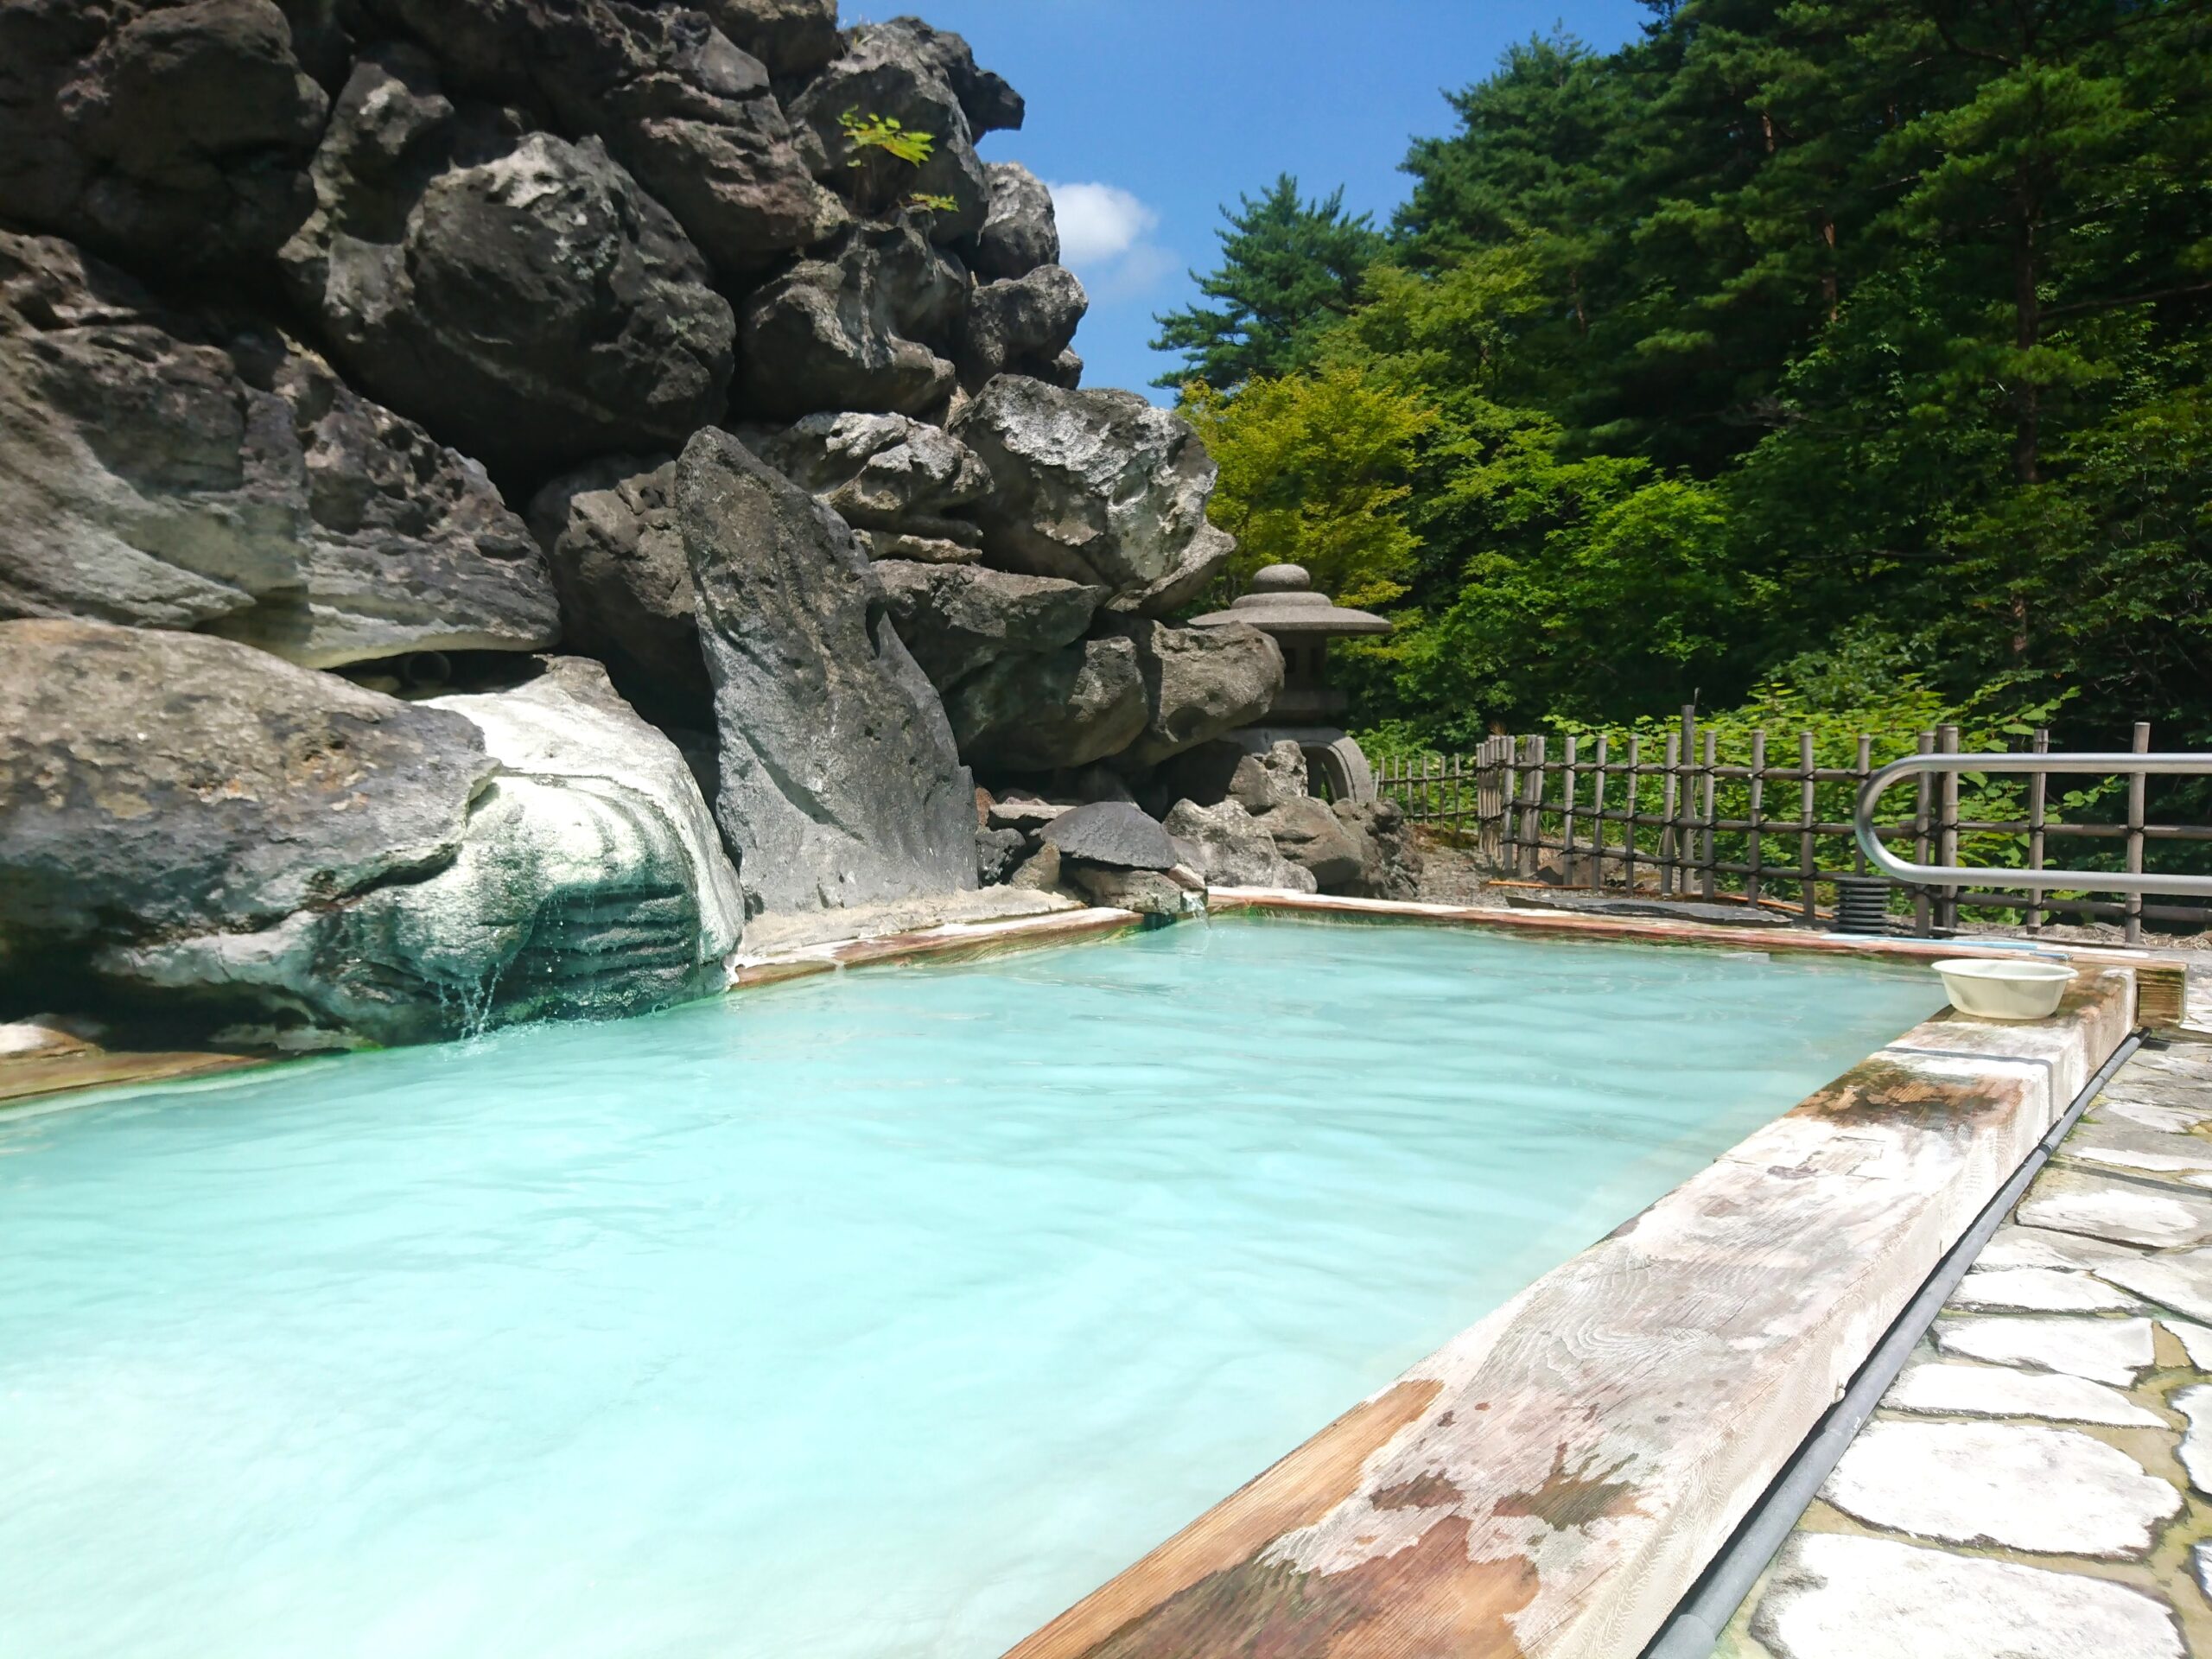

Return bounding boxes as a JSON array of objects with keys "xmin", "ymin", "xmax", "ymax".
[
  {"xmin": 1205, "ymin": 890, "xmax": 2188, "ymax": 1026},
  {"xmin": 733, "ymin": 906, "xmax": 1143, "ymax": 987},
  {"xmin": 0, "ymin": 1046, "xmax": 259, "ymax": 1107},
  {"xmin": 1004, "ymin": 971, "xmax": 2137, "ymax": 1659}
]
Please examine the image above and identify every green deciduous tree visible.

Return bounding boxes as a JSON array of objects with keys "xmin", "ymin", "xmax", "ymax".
[{"xmin": 1180, "ymin": 365, "xmax": 1433, "ymax": 609}]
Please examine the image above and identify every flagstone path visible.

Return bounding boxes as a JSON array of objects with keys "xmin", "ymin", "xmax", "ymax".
[{"xmin": 1716, "ymin": 978, "xmax": 2212, "ymax": 1659}]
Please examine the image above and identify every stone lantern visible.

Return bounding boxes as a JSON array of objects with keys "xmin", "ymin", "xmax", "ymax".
[{"xmin": 1189, "ymin": 563, "xmax": 1391, "ymax": 802}]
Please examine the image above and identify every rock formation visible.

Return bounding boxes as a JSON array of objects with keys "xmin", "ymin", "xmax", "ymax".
[
  {"xmin": 1116, "ymin": 618, "xmax": 1283, "ymax": 766},
  {"xmin": 1041, "ymin": 801, "xmax": 1200, "ymax": 917},
  {"xmin": 1145, "ymin": 741, "xmax": 1422, "ymax": 900},
  {"xmin": 0, "ymin": 619, "xmax": 489, "ymax": 971},
  {"xmin": 0, "ymin": 623, "xmax": 747, "ymax": 1046},
  {"xmin": 785, "ymin": 17, "xmax": 1017, "ymax": 241},
  {"xmin": 528, "ymin": 455, "xmax": 709, "ymax": 721},
  {"xmin": 695, "ymin": 0, "xmax": 841, "ymax": 78},
  {"xmin": 875, "ymin": 561, "xmax": 1100, "ymax": 692},
  {"xmin": 952, "ymin": 375, "xmax": 1234, "ymax": 614},
  {"xmin": 0, "ymin": 229, "xmax": 558, "ymax": 668},
  {"xmin": 946, "ymin": 636, "xmax": 1149, "ymax": 773},
  {"xmin": 973, "ymin": 162, "xmax": 1058, "ymax": 281},
  {"xmin": 0, "ymin": 0, "xmax": 1397, "ymax": 1052},
  {"xmin": 280, "ymin": 47, "xmax": 737, "ymax": 478},
  {"xmin": 353, "ymin": 0, "xmax": 846, "ymax": 270},
  {"xmin": 957, "ymin": 264, "xmax": 1088, "ymax": 389},
  {"xmin": 1163, "ymin": 799, "xmax": 1318, "ymax": 893},
  {"xmin": 743, "ymin": 410, "xmax": 992, "ymax": 563},
  {"xmin": 0, "ymin": 0, "xmax": 330, "ymax": 276},
  {"xmin": 677, "ymin": 428, "xmax": 976, "ymax": 918}
]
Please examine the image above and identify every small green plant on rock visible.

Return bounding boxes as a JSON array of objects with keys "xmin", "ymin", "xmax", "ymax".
[
  {"xmin": 839, "ymin": 108, "xmax": 934, "ymax": 168},
  {"xmin": 906, "ymin": 192, "xmax": 959, "ymax": 215}
]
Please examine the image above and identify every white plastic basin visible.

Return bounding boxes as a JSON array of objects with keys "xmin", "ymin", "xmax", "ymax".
[{"xmin": 1933, "ymin": 957, "xmax": 2076, "ymax": 1021}]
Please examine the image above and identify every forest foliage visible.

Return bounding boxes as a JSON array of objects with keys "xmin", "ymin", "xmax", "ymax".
[{"xmin": 1152, "ymin": 0, "xmax": 2212, "ymax": 755}]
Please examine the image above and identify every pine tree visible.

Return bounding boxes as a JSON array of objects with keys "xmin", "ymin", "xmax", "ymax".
[{"xmin": 1149, "ymin": 175, "xmax": 1383, "ymax": 391}]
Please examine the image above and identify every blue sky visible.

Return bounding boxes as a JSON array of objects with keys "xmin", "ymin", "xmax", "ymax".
[{"xmin": 907, "ymin": 0, "xmax": 1653, "ymax": 401}]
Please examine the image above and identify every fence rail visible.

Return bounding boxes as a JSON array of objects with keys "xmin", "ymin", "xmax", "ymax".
[{"xmin": 1373, "ymin": 710, "xmax": 2212, "ymax": 944}]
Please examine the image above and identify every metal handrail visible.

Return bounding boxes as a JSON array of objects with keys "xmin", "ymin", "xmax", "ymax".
[{"xmin": 1853, "ymin": 753, "xmax": 2212, "ymax": 896}]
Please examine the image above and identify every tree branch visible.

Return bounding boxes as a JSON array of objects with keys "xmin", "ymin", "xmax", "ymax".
[{"xmin": 1929, "ymin": 14, "xmax": 2016, "ymax": 68}]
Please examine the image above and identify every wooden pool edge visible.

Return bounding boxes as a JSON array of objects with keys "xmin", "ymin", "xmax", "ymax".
[
  {"xmin": 1207, "ymin": 887, "xmax": 2192, "ymax": 1029},
  {"xmin": 728, "ymin": 905, "xmax": 1147, "ymax": 988},
  {"xmin": 1000, "ymin": 935, "xmax": 2142, "ymax": 1659}
]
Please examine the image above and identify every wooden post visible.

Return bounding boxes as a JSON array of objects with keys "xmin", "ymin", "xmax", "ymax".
[
  {"xmin": 1561, "ymin": 735, "xmax": 1580, "ymax": 886},
  {"xmin": 1505, "ymin": 737, "xmax": 1525, "ymax": 874},
  {"xmin": 1659, "ymin": 731, "xmax": 1680, "ymax": 896},
  {"xmin": 1672, "ymin": 706, "xmax": 1695, "ymax": 893},
  {"xmin": 1519, "ymin": 734, "xmax": 1547, "ymax": 877},
  {"xmin": 2025, "ymin": 728, "xmax": 2049, "ymax": 936},
  {"xmin": 1798, "ymin": 730, "xmax": 1818, "ymax": 925},
  {"xmin": 1451, "ymin": 753, "xmax": 1465, "ymax": 835},
  {"xmin": 1936, "ymin": 723, "xmax": 1961, "ymax": 936},
  {"xmin": 1745, "ymin": 728, "xmax": 1768, "ymax": 910},
  {"xmin": 2126, "ymin": 721, "xmax": 2150, "ymax": 946},
  {"xmin": 1913, "ymin": 730, "xmax": 1935, "ymax": 937},
  {"xmin": 1590, "ymin": 734, "xmax": 1611, "ymax": 889},
  {"xmin": 1700, "ymin": 728, "xmax": 1719, "ymax": 901},
  {"xmin": 1478, "ymin": 737, "xmax": 1508, "ymax": 866},
  {"xmin": 1625, "ymin": 735, "xmax": 1643, "ymax": 893}
]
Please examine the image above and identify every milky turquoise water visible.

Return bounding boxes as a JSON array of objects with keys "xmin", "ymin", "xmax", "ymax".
[{"xmin": 0, "ymin": 918, "xmax": 1940, "ymax": 1659}]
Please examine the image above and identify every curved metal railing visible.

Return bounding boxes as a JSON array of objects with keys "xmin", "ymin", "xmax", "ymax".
[{"xmin": 1853, "ymin": 753, "xmax": 2212, "ymax": 897}]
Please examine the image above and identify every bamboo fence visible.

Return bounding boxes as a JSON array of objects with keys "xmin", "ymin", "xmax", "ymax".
[{"xmin": 1374, "ymin": 711, "xmax": 2211, "ymax": 943}]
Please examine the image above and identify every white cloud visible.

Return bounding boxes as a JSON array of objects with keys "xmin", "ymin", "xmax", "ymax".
[
  {"xmin": 1048, "ymin": 181, "xmax": 1156, "ymax": 264},
  {"xmin": 1046, "ymin": 181, "xmax": 1177, "ymax": 301}
]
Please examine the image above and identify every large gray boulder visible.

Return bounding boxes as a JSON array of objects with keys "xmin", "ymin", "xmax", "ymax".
[
  {"xmin": 951, "ymin": 375, "xmax": 1236, "ymax": 614},
  {"xmin": 0, "ymin": 619, "xmax": 492, "ymax": 957},
  {"xmin": 101, "ymin": 656, "xmax": 747, "ymax": 1046},
  {"xmin": 958, "ymin": 264, "xmax": 1088, "ymax": 390},
  {"xmin": 1, "ymin": 624, "xmax": 741, "ymax": 1046},
  {"xmin": 0, "ymin": 229, "xmax": 559, "ymax": 668},
  {"xmin": 870, "ymin": 18, "xmax": 1025, "ymax": 135},
  {"xmin": 280, "ymin": 48, "xmax": 736, "ymax": 477},
  {"xmin": 1331, "ymin": 797, "xmax": 1423, "ymax": 899},
  {"xmin": 691, "ymin": 0, "xmax": 841, "ymax": 77},
  {"xmin": 0, "ymin": 0, "xmax": 329, "ymax": 276},
  {"xmin": 743, "ymin": 410, "xmax": 990, "ymax": 562},
  {"xmin": 357, "ymin": 0, "xmax": 843, "ymax": 271},
  {"xmin": 1117, "ymin": 619, "xmax": 1283, "ymax": 767},
  {"xmin": 1259, "ymin": 794, "xmax": 1370, "ymax": 892},
  {"xmin": 874, "ymin": 560, "xmax": 1099, "ymax": 691},
  {"xmin": 973, "ymin": 162, "xmax": 1058, "ymax": 282},
  {"xmin": 1162, "ymin": 798, "xmax": 1316, "ymax": 893},
  {"xmin": 1232, "ymin": 741, "xmax": 1313, "ymax": 812},
  {"xmin": 1043, "ymin": 802, "xmax": 1176, "ymax": 871},
  {"xmin": 944, "ymin": 635, "xmax": 1147, "ymax": 774},
  {"xmin": 677, "ymin": 428, "xmax": 977, "ymax": 918},
  {"xmin": 786, "ymin": 19, "xmax": 1017, "ymax": 242},
  {"xmin": 735, "ymin": 220, "xmax": 966, "ymax": 420},
  {"xmin": 527, "ymin": 454, "xmax": 711, "ymax": 721}
]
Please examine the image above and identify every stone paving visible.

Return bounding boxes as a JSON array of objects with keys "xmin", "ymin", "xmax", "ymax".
[{"xmin": 1717, "ymin": 984, "xmax": 2212, "ymax": 1659}]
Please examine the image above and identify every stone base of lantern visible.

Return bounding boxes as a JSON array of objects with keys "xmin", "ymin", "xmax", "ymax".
[{"xmin": 1232, "ymin": 727, "xmax": 1378, "ymax": 804}]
